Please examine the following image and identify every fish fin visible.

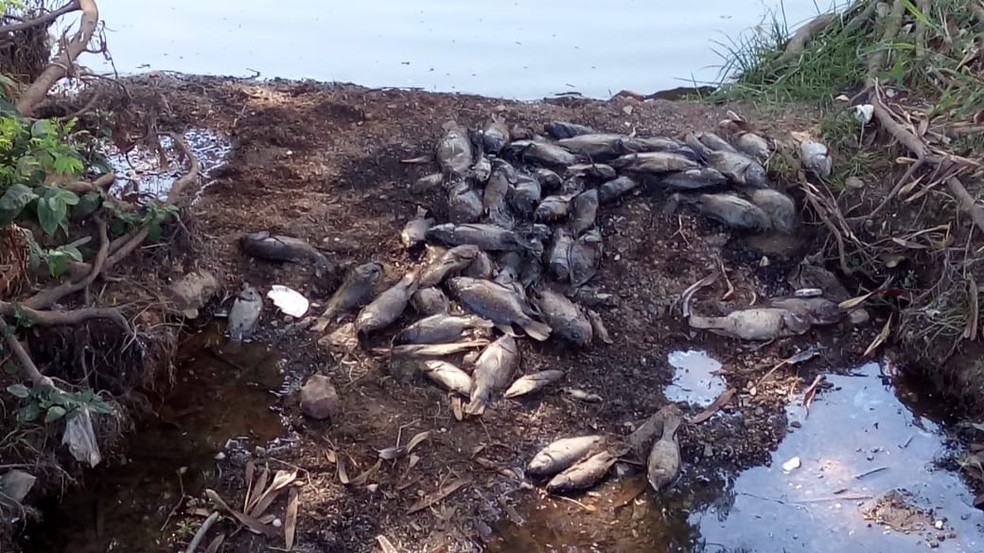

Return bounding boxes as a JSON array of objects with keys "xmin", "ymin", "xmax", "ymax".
[
  {"xmin": 521, "ymin": 319, "xmax": 553, "ymax": 341},
  {"xmin": 463, "ymin": 398, "xmax": 487, "ymax": 416}
]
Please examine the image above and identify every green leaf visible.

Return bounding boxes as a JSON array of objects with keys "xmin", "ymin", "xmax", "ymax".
[
  {"xmin": 74, "ymin": 191, "xmax": 103, "ymax": 219},
  {"xmin": 37, "ymin": 197, "xmax": 65, "ymax": 235},
  {"xmin": 2, "ymin": 361, "xmax": 18, "ymax": 375},
  {"xmin": 30, "ymin": 119, "xmax": 55, "ymax": 139},
  {"xmin": 44, "ymin": 405, "xmax": 67, "ymax": 424},
  {"xmin": 0, "ymin": 183, "xmax": 38, "ymax": 224},
  {"xmin": 6, "ymin": 383, "xmax": 30, "ymax": 398},
  {"xmin": 148, "ymin": 222, "xmax": 163, "ymax": 242},
  {"xmin": 17, "ymin": 402, "xmax": 39, "ymax": 422}
]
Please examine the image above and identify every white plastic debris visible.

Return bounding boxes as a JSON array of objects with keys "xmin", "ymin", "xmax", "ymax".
[
  {"xmin": 266, "ymin": 285, "xmax": 310, "ymax": 318},
  {"xmin": 0, "ymin": 469, "xmax": 37, "ymax": 503},
  {"xmin": 62, "ymin": 408, "xmax": 102, "ymax": 468},
  {"xmin": 854, "ymin": 104, "xmax": 874, "ymax": 125},
  {"xmin": 782, "ymin": 456, "xmax": 802, "ymax": 472}
]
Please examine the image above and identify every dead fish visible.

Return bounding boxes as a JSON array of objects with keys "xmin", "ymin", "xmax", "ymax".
[
  {"xmin": 485, "ymin": 159, "xmax": 515, "ymax": 226},
  {"xmin": 647, "ymin": 406, "xmax": 684, "ymax": 493},
  {"xmin": 447, "ymin": 277, "xmax": 552, "ymax": 341},
  {"xmin": 688, "ymin": 308, "xmax": 810, "ymax": 340},
  {"xmin": 427, "ymin": 223, "xmax": 538, "ymax": 253},
  {"xmin": 546, "ymin": 451, "xmax": 617, "ymax": 493},
  {"xmin": 419, "ymin": 360, "xmax": 472, "ymax": 396},
  {"xmin": 767, "ymin": 297, "xmax": 845, "ymax": 326},
  {"xmin": 527, "ymin": 435, "xmax": 605, "ymax": 477},
  {"xmin": 566, "ymin": 163, "xmax": 616, "ymax": 180},
  {"xmin": 507, "ymin": 171, "xmax": 542, "ymax": 218},
  {"xmin": 563, "ymin": 388, "xmax": 603, "ymax": 402},
  {"xmin": 676, "ymin": 193, "xmax": 771, "ymax": 231},
  {"xmin": 240, "ymin": 232, "xmax": 333, "ymax": 276},
  {"xmin": 546, "ymin": 227, "xmax": 574, "ymax": 281},
  {"xmin": 544, "ymin": 121, "xmax": 595, "ymax": 140},
  {"xmin": 388, "ymin": 340, "xmax": 489, "ymax": 357},
  {"xmin": 534, "ymin": 194, "xmax": 575, "ymax": 223},
  {"xmin": 479, "ymin": 117, "xmax": 511, "ymax": 154},
  {"xmin": 394, "ymin": 313, "xmax": 494, "ymax": 344},
  {"xmin": 800, "ymin": 140, "xmax": 832, "ymax": 177},
  {"xmin": 520, "ymin": 257, "xmax": 544, "ymax": 289},
  {"xmin": 734, "ymin": 131, "xmax": 771, "ymax": 161},
  {"xmin": 585, "ymin": 309, "xmax": 613, "ymax": 344},
  {"xmin": 612, "ymin": 151, "xmax": 700, "ymax": 174},
  {"xmin": 627, "ymin": 410, "xmax": 666, "ymax": 461},
  {"xmin": 464, "ymin": 251, "xmax": 495, "ymax": 279},
  {"xmin": 472, "ymin": 151, "xmax": 492, "ymax": 183},
  {"xmin": 507, "ymin": 139, "xmax": 578, "ymax": 166},
  {"xmin": 598, "ymin": 175, "xmax": 640, "ymax": 203},
  {"xmin": 568, "ymin": 287, "xmax": 615, "ymax": 308},
  {"xmin": 494, "ymin": 251, "xmax": 524, "ymax": 285},
  {"xmin": 355, "ymin": 273, "xmax": 418, "ymax": 336},
  {"xmin": 704, "ymin": 150, "xmax": 768, "ymax": 187},
  {"xmin": 534, "ymin": 168, "xmax": 563, "ymax": 191},
  {"xmin": 228, "ymin": 286, "xmax": 262, "ymax": 342},
  {"xmin": 533, "ymin": 289, "xmax": 592, "ymax": 346},
  {"xmin": 688, "ymin": 130, "xmax": 739, "ymax": 154},
  {"xmin": 412, "ymin": 172, "xmax": 444, "ymax": 194},
  {"xmin": 465, "ymin": 334, "xmax": 520, "ymax": 415},
  {"xmin": 569, "ymin": 229, "xmax": 603, "ymax": 287},
  {"xmin": 503, "ymin": 370, "xmax": 565, "ymax": 399},
  {"xmin": 401, "ymin": 207, "xmax": 434, "ymax": 253},
  {"xmin": 658, "ymin": 167, "xmax": 728, "ymax": 190},
  {"xmin": 311, "ymin": 262, "xmax": 384, "ymax": 331},
  {"xmin": 448, "ymin": 181, "xmax": 483, "ymax": 224},
  {"xmin": 318, "ymin": 322, "xmax": 359, "ymax": 351},
  {"xmin": 411, "ymin": 287, "xmax": 450, "ymax": 316},
  {"xmin": 569, "ymin": 189, "xmax": 599, "ymax": 236},
  {"xmin": 557, "ymin": 133, "xmax": 631, "ymax": 159},
  {"xmin": 746, "ymin": 188, "xmax": 796, "ymax": 233},
  {"xmin": 436, "ymin": 121, "xmax": 473, "ymax": 177},
  {"xmin": 419, "ymin": 245, "xmax": 480, "ymax": 288}
]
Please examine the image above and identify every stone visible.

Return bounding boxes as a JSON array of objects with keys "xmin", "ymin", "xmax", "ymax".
[{"xmin": 300, "ymin": 374, "xmax": 340, "ymax": 420}]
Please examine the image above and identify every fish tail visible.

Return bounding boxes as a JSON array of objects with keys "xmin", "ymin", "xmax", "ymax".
[
  {"xmin": 521, "ymin": 318, "xmax": 553, "ymax": 341},
  {"xmin": 463, "ymin": 397, "xmax": 487, "ymax": 416}
]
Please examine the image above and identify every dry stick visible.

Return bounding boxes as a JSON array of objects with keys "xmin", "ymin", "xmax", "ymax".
[
  {"xmin": 0, "ymin": 1, "xmax": 81, "ymax": 35},
  {"xmin": 946, "ymin": 176, "xmax": 984, "ymax": 235},
  {"xmin": 0, "ymin": 318, "xmax": 55, "ymax": 389},
  {"xmin": 184, "ymin": 511, "xmax": 221, "ymax": 553},
  {"xmin": 15, "ymin": 0, "xmax": 98, "ymax": 117},
  {"xmin": 65, "ymin": 171, "xmax": 115, "ymax": 194},
  {"xmin": 774, "ymin": 14, "xmax": 837, "ymax": 66},
  {"xmin": 0, "ymin": 304, "xmax": 129, "ymax": 329},
  {"xmin": 23, "ymin": 217, "xmax": 108, "ymax": 311},
  {"xmin": 844, "ymin": 0, "xmax": 879, "ymax": 34}
]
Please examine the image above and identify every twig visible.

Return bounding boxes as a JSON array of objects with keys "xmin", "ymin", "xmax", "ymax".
[
  {"xmin": 946, "ymin": 175, "xmax": 984, "ymax": 235},
  {"xmin": 0, "ymin": 318, "xmax": 55, "ymax": 389},
  {"xmin": 0, "ymin": 303, "xmax": 129, "ymax": 330},
  {"xmin": 184, "ymin": 511, "xmax": 220, "ymax": 553},
  {"xmin": 23, "ymin": 217, "xmax": 108, "ymax": 310},
  {"xmin": 0, "ymin": 1, "xmax": 80, "ymax": 34}
]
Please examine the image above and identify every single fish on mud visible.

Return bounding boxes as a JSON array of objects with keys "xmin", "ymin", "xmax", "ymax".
[
  {"xmin": 419, "ymin": 360, "xmax": 472, "ymax": 396},
  {"xmin": 465, "ymin": 334, "xmax": 520, "ymax": 416},
  {"xmin": 464, "ymin": 250, "xmax": 495, "ymax": 279},
  {"xmin": 447, "ymin": 180, "xmax": 484, "ymax": 224},
  {"xmin": 767, "ymin": 296, "xmax": 845, "ymax": 326},
  {"xmin": 544, "ymin": 121, "xmax": 595, "ymax": 139},
  {"xmin": 527, "ymin": 435, "xmax": 605, "ymax": 478},
  {"xmin": 688, "ymin": 308, "xmax": 810, "ymax": 341},
  {"xmin": 503, "ymin": 370, "xmax": 565, "ymax": 399},
  {"xmin": 612, "ymin": 151, "xmax": 700, "ymax": 175},
  {"xmin": 597, "ymin": 175, "xmax": 640, "ymax": 203},
  {"xmin": 546, "ymin": 226, "xmax": 575, "ymax": 281},
  {"xmin": 534, "ymin": 194, "xmax": 575, "ymax": 223},
  {"xmin": 659, "ymin": 167, "xmax": 728, "ymax": 190},
  {"xmin": 673, "ymin": 193, "xmax": 771, "ymax": 232},
  {"xmin": 533, "ymin": 289, "xmax": 592, "ymax": 346},
  {"xmin": 412, "ymin": 172, "xmax": 444, "ymax": 194},
  {"xmin": 569, "ymin": 189, "xmax": 599, "ymax": 236},
  {"xmin": 627, "ymin": 410, "xmax": 666, "ymax": 461},
  {"xmin": 648, "ymin": 405, "xmax": 684, "ymax": 493},
  {"xmin": 228, "ymin": 286, "xmax": 262, "ymax": 342},
  {"xmin": 745, "ymin": 188, "xmax": 796, "ymax": 233},
  {"xmin": 447, "ymin": 277, "xmax": 552, "ymax": 341},
  {"xmin": 569, "ymin": 229, "xmax": 603, "ymax": 287},
  {"xmin": 355, "ymin": 273, "xmax": 418, "ymax": 337},
  {"xmin": 311, "ymin": 262, "xmax": 384, "ymax": 332},
  {"xmin": 563, "ymin": 388, "xmax": 603, "ymax": 403},
  {"xmin": 534, "ymin": 167, "xmax": 563, "ymax": 191},
  {"xmin": 585, "ymin": 309, "xmax": 613, "ymax": 344},
  {"xmin": 507, "ymin": 139, "xmax": 578, "ymax": 167},
  {"xmin": 411, "ymin": 287, "xmax": 450, "ymax": 316},
  {"xmin": 436, "ymin": 121, "xmax": 474, "ymax": 177},
  {"xmin": 240, "ymin": 232, "xmax": 333, "ymax": 276},
  {"xmin": 394, "ymin": 313, "xmax": 494, "ymax": 344},
  {"xmin": 507, "ymin": 170, "xmax": 542, "ymax": 218},
  {"xmin": 478, "ymin": 116, "xmax": 511, "ymax": 154},
  {"xmin": 387, "ymin": 340, "xmax": 490, "ymax": 358},
  {"xmin": 546, "ymin": 451, "xmax": 618, "ymax": 493},
  {"xmin": 400, "ymin": 206, "xmax": 434, "ymax": 254},
  {"xmin": 419, "ymin": 245, "xmax": 480, "ymax": 288},
  {"xmin": 427, "ymin": 223, "xmax": 539, "ymax": 253},
  {"xmin": 565, "ymin": 163, "xmax": 616, "ymax": 180}
]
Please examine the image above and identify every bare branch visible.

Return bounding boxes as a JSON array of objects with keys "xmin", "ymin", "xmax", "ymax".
[
  {"xmin": 0, "ymin": 317, "xmax": 55, "ymax": 389},
  {"xmin": 0, "ymin": 1, "xmax": 80, "ymax": 35}
]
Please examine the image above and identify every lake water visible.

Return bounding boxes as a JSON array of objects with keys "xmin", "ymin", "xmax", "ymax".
[{"xmin": 82, "ymin": 0, "xmax": 847, "ymax": 99}]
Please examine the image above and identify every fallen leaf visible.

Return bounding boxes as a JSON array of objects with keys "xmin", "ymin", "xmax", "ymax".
[
  {"xmin": 250, "ymin": 470, "xmax": 297, "ymax": 518},
  {"xmin": 245, "ymin": 467, "xmax": 270, "ymax": 514},
  {"xmin": 622, "ymin": 105, "xmax": 634, "ymax": 116},
  {"xmin": 864, "ymin": 315, "xmax": 894, "ymax": 358},
  {"xmin": 204, "ymin": 534, "xmax": 226, "ymax": 553},
  {"xmin": 324, "ymin": 449, "xmax": 337, "ymax": 464},
  {"xmin": 964, "ymin": 274, "xmax": 978, "ymax": 341},
  {"xmin": 407, "ymin": 476, "xmax": 471, "ymax": 514},
  {"xmin": 337, "ymin": 457, "xmax": 350, "ymax": 484},
  {"xmin": 284, "ymin": 487, "xmax": 299, "ymax": 550},
  {"xmin": 205, "ymin": 489, "xmax": 278, "ymax": 538},
  {"xmin": 400, "ymin": 155, "xmax": 432, "ymax": 164},
  {"xmin": 405, "ymin": 431, "xmax": 433, "ymax": 454},
  {"xmin": 378, "ymin": 446, "xmax": 406, "ymax": 461},
  {"xmin": 689, "ymin": 388, "xmax": 735, "ymax": 424},
  {"xmin": 840, "ymin": 289, "xmax": 878, "ymax": 310},
  {"xmin": 376, "ymin": 535, "xmax": 401, "ymax": 553},
  {"xmin": 802, "ymin": 374, "xmax": 824, "ymax": 411},
  {"xmin": 350, "ymin": 459, "xmax": 382, "ymax": 486},
  {"xmin": 452, "ymin": 396, "xmax": 463, "ymax": 421}
]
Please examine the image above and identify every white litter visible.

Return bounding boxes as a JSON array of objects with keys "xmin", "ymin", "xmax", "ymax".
[
  {"xmin": 854, "ymin": 104, "xmax": 874, "ymax": 125},
  {"xmin": 63, "ymin": 408, "xmax": 102, "ymax": 467},
  {"xmin": 782, "ymin": 456, "xmax": 802, "ymax": 472},
  {"xmin": 266, "ymin": 285, "xmax": 310, "ymax": 318}
]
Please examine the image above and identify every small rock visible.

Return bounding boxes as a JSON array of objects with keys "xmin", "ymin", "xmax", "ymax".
[
  {"xmin": 845, "ymin": 176, "xmax": 865, "ymax": 189},
  {"xmin": 782, "ymin": 456, "xmax": 802, "ymax": 472},
  {"xmin": 300, "ymin": 374, "xmax": 340, "ymax": 420},
  {"xmin": 934, "ymin": 520, "xmax": 944, "ymax": 530}
]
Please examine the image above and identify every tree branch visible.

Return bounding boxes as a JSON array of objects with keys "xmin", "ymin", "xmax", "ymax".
[
  {"xmin": 0, "ymin": 1, "xmax": 80, "ymax": 35},
  {"xmin": 22, "ymin": 218, "xmax": 108, "ymax": 311},
  {"xmin": 0, "ymin": 318, "xmax": 55, "ymax": 389}
]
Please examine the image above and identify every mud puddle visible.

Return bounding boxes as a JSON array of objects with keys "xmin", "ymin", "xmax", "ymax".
[
  {"xmin": 491, "ymin": 362, "xmax": 984, "ymax": 552},
  {"xmin": 102, "ymin": 128, "xmax": 230, "ymax": 203},
  {"xmin": 22, "ymin": 323, "xmax": 287, "ymax": 553},
  {"xmin": 665, "ymin": 350, "xmax": 726, "ymax": 408}
]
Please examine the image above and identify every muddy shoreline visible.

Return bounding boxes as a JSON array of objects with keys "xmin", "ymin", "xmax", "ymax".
[{"xmin": 13, "ymin": 74, "xmax": 984, "ymax": 552}]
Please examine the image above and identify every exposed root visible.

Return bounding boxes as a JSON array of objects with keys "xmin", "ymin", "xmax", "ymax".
[
  {"xmin": 774, "ymin": 14, "xmax": 837, "ymax": 66},
  {"xmin": 23, "ymin": 217, "xmax": 108, "ymax": 311},
  {"xmin": 946, "ymin": 175, "xmax": 984, "ymax": 235},
  {"xmin": 0, "ymin": 318, "xmax": 54, "ymax": 389}
]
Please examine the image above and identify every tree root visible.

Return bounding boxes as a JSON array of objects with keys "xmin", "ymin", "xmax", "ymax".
[
  {"xmin": 0, "ymin": 318, "xmax": 55, "ymax": 389},
  {"xmin": 774, "ymin": 14, "xmax": 837, "ymax": 67},
  {"xmin": 946, "ymin": 176, "xmax": 984, "ymax": 235},
  {"xmin": 0, "ymin": 1, "xmax": 81, "ymax": 36},
  {"xmin": 24, "ymin": 217, "xmax": 108, "ymax": 311}
]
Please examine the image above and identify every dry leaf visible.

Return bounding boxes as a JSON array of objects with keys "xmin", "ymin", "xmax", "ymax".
[
  {"xmin": 378, "ymin": 446, "xmax": 406, "ymax": 461},
  {"xmin": 246, "ymin": 467, "xmax": 270, "ymax": 514},
  {"xmin": 325, "ymin": 449, "xmax": 337, "ymax": 464},
  {"xmin": 864, "ymin": 314, "xmax": 894, "ymax": 358},
  {"xmin": 451, "ymin": 396, "xmax": 463, "ymax": 421},
  {"xmin": 376, "ymin": 535, "xmax": 401, "ymax": 553},
  {"xmin": 622, "ymin": 105, "xmax": 634, "ymax": 115},
  {"xmin": 337, "ymin": 457, "xmax": 350, "ymax": 484},
  {"xmin": 204, "ymin": 534, "xmax": 226, "ymax": 553},
  {"xmin": 400, "ymin": 155, "xmax": 432, "ymax": 164},
  {"xmin": 250, "ymin": 470, "xmax": 298, "ymax": 518},
  {"xmin": 405, "ymin": 431, "xmax": 432, "ymax": 454},
  {"xmin": 965, "ymin": 275, "xmax": 979, "ymax": 341},
  {"xmin": 839, "ymin": 289, "xmax": 878, "ymax": 310},
  {"xmin": 285, "ymin": 487, "xmax": 299, "ymax": 550},
  {"xmin": 689, "ymin": 388, "xmax": 736, "ymax": 425},
  {"xmin": 407, "ymin": 477, "xmax": 471, "ymax": 514},
  {"xmin": 205, "ymin": 489, "xmax": 278, "ymax": 538},
  {"xmin": 802, "ymin": 375, "xmax": 824, "ymax": 410},
  {"xmin": 243, "ymin": 461, "xmax": 256, "ymax": 512},
  {"xmin": 350, "ymin": 459, "xmax": 382, "ymax": 486}
]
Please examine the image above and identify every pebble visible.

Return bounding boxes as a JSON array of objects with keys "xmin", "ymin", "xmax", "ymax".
[{"xmin": 300, "ymin": 374, "xmax": 340, "ymax": 420}]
